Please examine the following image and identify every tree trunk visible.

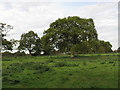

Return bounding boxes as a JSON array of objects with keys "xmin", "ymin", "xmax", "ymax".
[{"xmin": 28, "ymin": 50, "xmax": 32, "ymax": 56}]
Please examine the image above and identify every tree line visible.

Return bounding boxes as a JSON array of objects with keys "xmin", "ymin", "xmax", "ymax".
[{"xmin": 1, "ymin": 16, "xmax": 116, "ymax": 57}]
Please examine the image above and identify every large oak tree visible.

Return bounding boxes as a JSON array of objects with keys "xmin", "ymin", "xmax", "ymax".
[
  {"xmin": 41, "ymin": 16, "xmax": 112, "ymax": 56},
  {"xmin": 41, "ymin": 16, "xmax": 98, "ymax": 56}
]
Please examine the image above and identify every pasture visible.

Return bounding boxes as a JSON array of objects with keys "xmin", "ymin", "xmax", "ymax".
[{"xmin": 2, "ymin": 53, "xmax": 119, "ymax": 88}]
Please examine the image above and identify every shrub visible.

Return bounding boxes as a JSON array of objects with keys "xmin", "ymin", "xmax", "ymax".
[
  {"xmin": 13, "ymin": 51, "xmax": 26, "ymax": 56},
  {"xmin": 2, "ymin": 51, "xmax": 13, "ymax": 57}
]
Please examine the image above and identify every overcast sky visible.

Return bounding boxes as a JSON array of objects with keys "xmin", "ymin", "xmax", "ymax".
[{"xmin": 0, "ymin": 0, "xmax": 118, "ymax": 50}]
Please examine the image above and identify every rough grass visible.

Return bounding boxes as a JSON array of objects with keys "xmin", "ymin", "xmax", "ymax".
[{"xmin": 2, "ymin": 53, "xmax": 119, "ymax": 88}]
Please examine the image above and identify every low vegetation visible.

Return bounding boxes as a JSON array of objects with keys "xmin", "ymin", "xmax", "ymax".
[{"xmin": 2, "ymin": 53, "xmax": 119, "ymax": 88}]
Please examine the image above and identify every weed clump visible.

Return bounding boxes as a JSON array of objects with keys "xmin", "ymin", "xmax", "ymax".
[
  {"xmin": 100, "ymin": 62, "xmax": 106, "ymax": 64},
  {"xmin": 46, "ymin": 59, "xmax": 54, "ymax": 63},
  {"xmin": 10, "ymin": 80, "xmax": 20, "ymax": 85},
  {"xmin": 109, "ymin": 61, "xmax": 114, "ymax": 64},
  {"xmin": 2, "ymin": 77, "xmax": 9, "ymax": 82},
  {"xmin": 90, "ymin": 66, "xmax": 97, "ymax": 69},
  {"xmin": 113, "ymin": 63, "xmax": 115, "ymax": 66},
  {"xmin": 33, "ymin": 65, "xmax": 52, "ymax": 74},
  {"xmin": 54, "ymin": 62, "xmax": 68, "ymax": 67},
  {"xmin": 83, "ymin": 62, "xmax": 87, "ymax": 66},
  {"xmin": 67, "ymin": 63, "xmax": 79, "ymax": 67}
]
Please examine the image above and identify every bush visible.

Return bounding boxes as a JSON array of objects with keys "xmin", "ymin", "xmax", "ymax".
[
  {"xmin": 2, "ymin": 51, "xmax": 13, "ymax": 57},
  {"xmin": 13, "ymin": 51, "xmax": 26, "ymax": 56}
]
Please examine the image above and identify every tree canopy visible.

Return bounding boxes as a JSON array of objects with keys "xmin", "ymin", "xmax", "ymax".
[
  {"xmin": 18, "ymin": 31, "xmax": 42, "ymax": 55},
  {"xmin": 1, "ymin": 16, "xmax": 113, "ymax": 56},
  {"xmin": 41, "ymin": 16, "xmax": 112, "ymax": 56},
  {"xmin": 42, "ymin": 16, "xmax": 97, "ymax": 55},
  {"xmin": 0, "ymin": 23, "xmax": 13, "ymax": 51}
]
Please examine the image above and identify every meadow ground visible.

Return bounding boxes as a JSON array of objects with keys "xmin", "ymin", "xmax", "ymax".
[{"xmin": 2, "ymin": 53, "xmax": 119, "ymax": 88}]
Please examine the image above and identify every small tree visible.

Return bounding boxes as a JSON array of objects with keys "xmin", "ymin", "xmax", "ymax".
[
  {"xmin": 18, "ymin": 31, "xmax": 42, "ymax": 55},
  {"xmin": 0, "ymin": 23, "xmax": 13, "ymax": 51}
]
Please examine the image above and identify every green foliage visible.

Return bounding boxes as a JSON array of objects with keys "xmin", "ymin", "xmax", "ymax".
[
  {"xmin": 18, "ymin": 31, "xmax": 42, "ymax": 55},
  {"xmin": 99, "ymin": 40, "xmax": 112, "ymax": 53},
  {"xmin": 13, "ymin": 51, "xmax": 26, "ymax": 56},
  {"xmin": 2, "ymin": 39, "xmax": 13, "ymax": 51},
  {"xmin": 41, "ymin": 34, "xmax": 54, "ymax": 55},
  {"xmin": 2, "ymin": 51, "xmax": 26, "ymax": 57},
  {"xmin": 0, "ymin": 23, "xmax": 13, "ymax": 51},
  {"xmin": 1, "ymin": 17, "xmax": 113, "ymax": 56},
  {"xmin": 2, "ymin": 51, "xmax": 13, "ymax": 57},
  {"xmin": 41, "ymin": 16, "xmax": 98, "ymax": 55},
  {"xmin": 41, "ymin": 16, "xmax": 112, "ymax": 55}
]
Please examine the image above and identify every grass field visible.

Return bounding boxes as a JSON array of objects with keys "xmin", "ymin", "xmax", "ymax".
[{"xmin": 2, "ymin": 53, "xmax": 119, "ymax": 88}]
